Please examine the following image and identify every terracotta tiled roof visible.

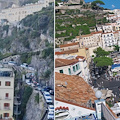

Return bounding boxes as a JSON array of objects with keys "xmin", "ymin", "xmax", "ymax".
[
  {"xmin": 59, "ymin": 42, "xmax": 79, "ymax": 48},
  {"xmin": 55, "ymin": 51, "xmax": 64, "ymax": 55},
  {"xmin": 91, "ymin": 31, "xmax": 102, "ymax": 34},
  {"xmin": 55, "ymin": 58, "xmax": 79, "ymax": 68},
  {"xmin": 55, "ymin": 49, "xmax": 78, "ymax": 55},
  {"xmin": 76, "ymin": 56, "xmax": 85, "ymax": 60},
  {"xmin": 114, "ymin": 31, "xmax": 119, "ymax": 34},
  {"xmin": 81, "ymin": 34, "xmax": 92, "ymax": 37},
  {"xmin": 55, "ymin": 72, "xmax": 97, "ymax": 107},
  {"xmin": 76, "ymin": 36, "xmax": 80, "ymax": 38},
  {"xmin": 102, "ymin": 32, "xmax": 113, "ymax": 35}
]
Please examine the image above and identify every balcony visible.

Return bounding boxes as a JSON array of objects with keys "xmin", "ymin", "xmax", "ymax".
[
  {"xmin": 0, "ymin": 118, "xmax": 12, "ymax": 120},
  {"xmin": 14, "ymin": 110, "xmax": 21, "ymax": 115},
  {"xmin": 5, "ymin": 97, "xmax": 11, "ymax": 100},
  {"xmin": 14, "ymin": 98, "xmax": 21, "ymax": 105},
  {"xmin": 4, "ymin": 107, "xmax": 10, "ymax": 110}
]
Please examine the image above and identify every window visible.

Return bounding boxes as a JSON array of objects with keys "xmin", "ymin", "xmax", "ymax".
[
  {"xmin": 73, "ymin": 66, "xmax": 76, "ymax": 72},
  {"xmin": 5, "ymin": 93, "xmax": 9, "ymax": 98},
  {"xmin": 4, "ymin": 113, "xmax": 9, "ymax": 117},
  {"xmin": 59, "ymin": 70, "xmax": 63, "ymax": 73},
  {"xmin": 68, "ymin": 68, "xmax": 71, "ymax": 75},
  {"xmin": 76, "ymin": 65, "xmax": 78, "ymax": 70},
  {"xmin": 5, "ymin": 82, "xmax": 10, "ymax": 86},
  {"xmin": 4, "ymin": 103, "xmax": 9, "ymax": 107}
]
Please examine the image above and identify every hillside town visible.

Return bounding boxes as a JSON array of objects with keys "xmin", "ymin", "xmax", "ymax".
[
  {"xmin": 55, "ymin": 0, "xmax": 120, "ymax": 120},
  {"xmin": 0, "ymin": 0, "xmax": 54, "ymax": 120}
]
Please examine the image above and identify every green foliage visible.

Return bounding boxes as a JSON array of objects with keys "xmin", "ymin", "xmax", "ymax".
[
  {"xmin": 55, "ymin": 1, "xmax": 59, "ymax": 6},
  {"xmin": 3, "ymin": 25, "xmax": 9, "ymax": 33},
  {"xmin": 42, "ymin": 47, "xmax": 54, "ymax": 59},
  {"xmin": 0, "ymin": 53, "xmax": 12, "ymax": 60},
  {"xmin": 94, "ymin": 57, "xmax": 113, "ymax": 67},
  {"xmin": 43, "ymin": 69, "xmax": 51, "ymax": 78},
  {"xmin": 20, "ymin": 53, "xmax": 32, "ymax": 64},
  {"xmin": 93, "ymin": 47, "xmax": 110, "ymax": 57},
  {"xmin": 31, "ymin": 31, "xmax": 40, "ymax": 38},
  {"xmin": 21, "ymin": 6, "xmax": 54, "ymax": 37},
  {"xmin": 91, "ymin": 0, "xmax": 105, "ymax": 10},
  {"xmin": 114, "ymin": 45, "xmax": 120, "ymax": 52},
  {"xmin": 35, "ymin": 93, "xmax": 39, "ymax": 104},
  {"xmin": 19, "ymin": 86, "xmax": 33, "ymax": 120}
]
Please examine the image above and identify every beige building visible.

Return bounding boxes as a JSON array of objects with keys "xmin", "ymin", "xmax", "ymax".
[
  {"xmin": 0, "ymin": 0, "xmax": 49, "ymax": 23},
  {"xmin": 79, "ymin": 31, "xmax": 102, "ymax": 48},
  {"xmin": 0, "ymin": 67, "xmax": 14, "ymax": 119},
  {"xmin": 59, "ymin": 42, "xmax": 79, "ymax": 51}
]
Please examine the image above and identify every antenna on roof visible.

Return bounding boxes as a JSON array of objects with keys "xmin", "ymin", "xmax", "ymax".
[{"xmin": 65, "ymin": 81, "xmax": 68, "ymax": 86}]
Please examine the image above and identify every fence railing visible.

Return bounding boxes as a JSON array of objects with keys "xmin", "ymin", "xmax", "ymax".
[{"xmin": 101, "ymin": 103, "xmax": 116, "ymax": 120}]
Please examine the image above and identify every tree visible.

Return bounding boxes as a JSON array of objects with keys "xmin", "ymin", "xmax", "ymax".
[
  {"xmin": 114, "ymin": 45, "xmax": 120, "ymax": 52},
  {"xmin": 94, "ymin": 57, "xmax": 113, "ymax": 67},
  {"xmin": 93, "ymin": 47, "xmax": 109, "ymax": 57},
  {"xmin": 91, "ymin": 0, "xmax": 105, "ymax": 10}
]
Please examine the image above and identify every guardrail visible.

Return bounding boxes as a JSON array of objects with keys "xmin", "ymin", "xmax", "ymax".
[{"xmin": 101, "ymin": 103, "xmax": 116, "ymax": 120}]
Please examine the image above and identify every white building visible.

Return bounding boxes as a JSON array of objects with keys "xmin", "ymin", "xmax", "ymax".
[
  {"xmin": 0, "ymin": 67, "xmax": 14, "ymax": 119},
  {"xmin": 0, "ymin": 0, "xmax": 49, "ymax": 23},
  {"xmin": 102, "ymin": 32, "xmax": 117, "ymax": 48},
  {"xmin": 55, "ymin": 55, "xmax": 90, "ymax": 81},
  {"xmin": 55, "ymin": 72, "xmax": 97, "ymax": 120}
]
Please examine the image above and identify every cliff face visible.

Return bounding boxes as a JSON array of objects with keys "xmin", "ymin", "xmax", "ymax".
[{"xmin": 0, "ymin": 6, "xmax": 54, "ymax": 88}]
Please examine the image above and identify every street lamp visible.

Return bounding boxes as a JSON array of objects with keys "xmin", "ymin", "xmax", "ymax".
[{"xmin": 95, "ymin": 90, "xmax": 102, "ymax": 100}]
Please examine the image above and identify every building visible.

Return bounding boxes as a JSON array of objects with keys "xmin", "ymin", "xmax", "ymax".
[
  {"xmin": 79, "ymin": 31, "xmax": 102, "ymax": 48},
  {"xmin": 55, "ymin": 55, "xmax": 90, "ymax": 81},
  {"xmin": 55, "ymin": 47, "xmax": 91, "ymax": 67},
  {"xmin": 59, "ymin": 42, "xmax": 79, "ymax": 51},
  {"xmin": 55, "ymin": 72, "xmax": 97, "ymax": 120},
  {"xmin": 0, "ymin": 0, "xmax": 49, "ymax": 23},
  {"xmin": 102, "ymin": 32, "xmax": 117, "ymax": 48},
  {"xmin": 0, "ymin": 67, "xmax": 14, "ymax": 120}
]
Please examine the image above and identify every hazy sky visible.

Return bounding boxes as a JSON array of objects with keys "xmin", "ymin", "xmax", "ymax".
[{"xmin": 85, "ymin": 0, "xmax": 120, "ymax": 10}]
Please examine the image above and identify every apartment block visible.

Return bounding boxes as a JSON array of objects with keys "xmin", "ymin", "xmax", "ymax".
[
  {"xmin": 0, "ymin": 68, "xmax": 14, "ymax": 120},
  {"xmin": 0, "ymin": 0, "xmax": 49, "ymax": 23}
]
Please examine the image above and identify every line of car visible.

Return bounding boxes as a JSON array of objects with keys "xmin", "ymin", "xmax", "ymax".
[{"xmin": 35, "ymin": 86, "xmax": 54, "ymax": 120}]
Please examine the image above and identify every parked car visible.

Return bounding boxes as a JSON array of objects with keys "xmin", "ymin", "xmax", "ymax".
[
  {"xmin": 21, "ymin": 63, "xmax": 28, "ymax": 68},
  {"xmin": 45, "ymin": 96, "xmax": 52, "ymax": 104},
  {"xmin": 8, "ymin": 61, "xmax": 16, "ymax": 65},
  {"xmin": 47, "ymin": 111, "xmax": 54, "ymax": 120},
  {"xmin": 43, "ymin": 91, "xmax": 50, "ymax": 97},
  {"xmin": 49, "ymin": 90, "xmax": 54, "ymax": 95},
  {"xmin": 48, "ymin": 105, "xmax": 54, "ymax": 112}
]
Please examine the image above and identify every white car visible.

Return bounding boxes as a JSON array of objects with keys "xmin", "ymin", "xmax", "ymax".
[
  {"xmin": 8, "ymin": 61, "xmax": 16, "ymax": 65},
  {"xmin": 48, "ymin": 105, "xmax": 54, "ymax": 112},
  {"xmin": 47, "ymin": 111, "xmax": 54, "ymax": 120},
  {"xmin": 45, "ymin": 96, "xmax": 52, "ymax": 104},
  {"xmin": 43, "ymin": 91, "xmax": 50, "ymax": 97},
  {"xmin": 26, "ymin": 82, "xmax": 31, "ymax": 86},
  {"xmin": 21, "ymin": 63, "xmax": 28, "ymax": 68}
]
